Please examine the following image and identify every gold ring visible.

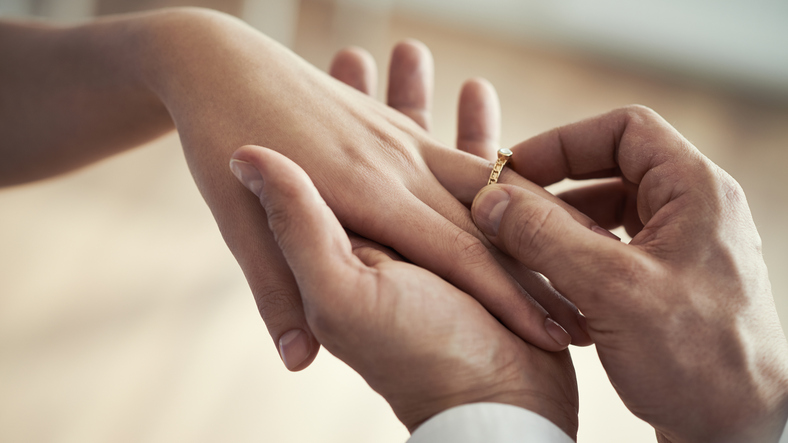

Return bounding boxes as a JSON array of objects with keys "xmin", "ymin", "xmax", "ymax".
[{"xmin": 487, "ymin": 148, "xmax": 513, "ymax": 185}]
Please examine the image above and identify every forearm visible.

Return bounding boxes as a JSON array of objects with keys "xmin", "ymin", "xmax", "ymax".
[
  {"xmin": 133, "ymin": 7, "xmax": 323, "ymax": 195},
  {"xmin": 134, "ymin": 9, "xmax": 356, "ymax": 199},
  {"xmin": 0, "ymin": 6, "xmax": 320, "ymax": 187},
  {"xmin": 0, "ymin": 13, "xmax": 176, "ymax": 186}
]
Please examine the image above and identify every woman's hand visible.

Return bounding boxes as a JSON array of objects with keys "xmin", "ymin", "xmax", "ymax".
[
  {"xmin": 136, "ymin": 9, "xmax": 600, "ymax": 364},
  {"xmin": 231, "ymin": 145, "xmax": 580, "ymax": 438},
  {"xmin": 0, "ymin": 8, "xmax": 596, "ymax": 370}
]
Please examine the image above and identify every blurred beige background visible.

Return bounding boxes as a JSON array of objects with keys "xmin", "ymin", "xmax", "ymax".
[{"xmin": 1, "ymin": 0, "xmax": 787, "ymax": 442}]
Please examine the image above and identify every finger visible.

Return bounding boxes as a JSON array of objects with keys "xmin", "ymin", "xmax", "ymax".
[
  {"xmin": 387, "ymin": 39, "xmax": 434, "ymax": 130},
  {"xmin": 423, "ymin": 146, "xmax": 599, "ymax": 228},
  {"xmin": 368, "ymin": 187, "xmax": 574, "ymax": 351},
  {"xmin": 457, "ymin": 78, "xmax": 501, "ymax": 161},
  {"xmin": 220, "ymin": 163, "xmax": 321, "ymax": 371},
  {"xmin": 557, "ymin": 179, "xmax": 643, "ymax": 236},
  {"xmin": 233, "ymin": 219, "xmax": 321, "ymax": 372},
  {"xmin": 329, "ymin": 46, "xmax": 378, "ymax": 96},
  {"xmin": 348, "ymin": 232, "xmax": 405, "ymax": 264},
  {"xmin": 471, "ymin": 184, "xmax": 633, "ymax": 313},
  {"xmin": 231, "ymin": 146, "xmax": 360, "ymax": 297},
  {"xmin": 503, "ymin": 105, "xmax": 708, "ymax": 224},
  {"xmin": 412, "ymin": 175, "xmax": 591, "ymax": 346},
  {"xmin": 230, "ymin": 146, "xmax": 368, "ymax": 362}
]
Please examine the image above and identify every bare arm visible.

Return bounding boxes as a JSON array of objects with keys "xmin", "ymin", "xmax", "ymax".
[
  {"xmin": 0, "ymin": 8, "xmax": 595, "ymax": 369},
  {"xmin": 0, "ymin": 15, "xmax": 173, "ymax": 185}
]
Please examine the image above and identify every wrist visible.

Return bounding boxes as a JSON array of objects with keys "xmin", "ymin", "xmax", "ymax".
[
  {"xmin": 401, "ymin": 392, "xmax": 577, "ymax": 439},
  {"xmin": 653, "ymin": 394, "xmax": 788, "ymax": 443},
  {"xmin": 479, "ymin": 390, "xmax": 578, "ymax": 440},
  {"xmin": 129, "ymin": 7, "xmax": 294, "ymax": 119},
  {"xmin": 394, "ymin": 354, "xmax": 578, "ymax": 439}
]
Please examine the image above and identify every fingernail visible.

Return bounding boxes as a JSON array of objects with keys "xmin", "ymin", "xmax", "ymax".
[
  {"xmin": 229, "ymin": 159, "xmax": 264, "ymax": 197},
  {"xmin": 473, "ymin": 187, "xmax": 510, "ymax": 236},
  {"xmin": 577, "ymin": 312, "xmax": 589, "ymax": 335},
  {"xmin": 279, "ymin": 329, "xmax": 311, "ymax": 371},
  {"xmin": 545, "ymin": 318, "xmax": 572, "ymax": 348},
  {"xmin": 592, "ymin": 225, "xmax": 620, "ymax": 241}
]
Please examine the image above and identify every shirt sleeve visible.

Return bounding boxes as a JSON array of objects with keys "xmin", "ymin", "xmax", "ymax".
[
  {"xmin": 407, "ymin": 402, "xmax": 574, "ymax": 443},
  {"xmin": 780, "ymin": 416, "xmax": 788, "ymax": 443}
]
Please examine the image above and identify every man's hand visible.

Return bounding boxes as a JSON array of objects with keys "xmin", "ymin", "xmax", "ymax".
[
  {"xmin": 470, "ymin": 105, "xmax": 788, "ymax": 442},
  {"xmin": 229, "ymin": 145, "xmax": 580, "ymax": 438}
]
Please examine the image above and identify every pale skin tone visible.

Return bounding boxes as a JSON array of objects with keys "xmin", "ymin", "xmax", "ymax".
[
  {"xmin": 4, "ymin": 6, "xmax": 787, "ymax": 441},
  {"xmin": 0, "ymin": 8, "xmax": 596, "ymax": 374},
  {"xmin": 234, "ymin": 42, "xmax": 580, "ymax": 437},
  {"xmin": 0, "ymin": 6, "xmax": 582, "ymax": 435},
  {"xmin": 231, "ymin": 146, "xmax": 580, "ymax": 438}
]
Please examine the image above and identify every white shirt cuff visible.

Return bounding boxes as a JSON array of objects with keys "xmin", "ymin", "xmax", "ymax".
[{"xmin": 407, "ymin": 402, "xmax": 574, "ymax": 443}]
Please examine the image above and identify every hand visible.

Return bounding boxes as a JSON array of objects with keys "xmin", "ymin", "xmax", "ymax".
[
  {"xmin": 0, "ymin": 8, "xmax": 592, "ymax": 370},
  {"xmin": 470, "ymin": 105, "xmax": 788, "ymax": 442},
  {"xmin": 230, "ymin": 145, "xmax": 580, "ymax": 437},
  {"xmin": 137, "ymin": 10, "xmax": 597, "ymax": 366}
]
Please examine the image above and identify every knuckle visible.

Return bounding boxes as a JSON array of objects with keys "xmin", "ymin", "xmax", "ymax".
[
  {"xmin": 691, "ymin": 160, "xmax": 749, "ymax": 214},
  {"xmin": 263, "ymin": 182, "xmax": 312, "ymax": 251},
  {"xmin": 603, "ymin": 255, "xmax": 645, "ymax": 291},
  {"xmin": 621, "ymin": 104, "xmax": 660, "ymax": 122},
  {"xmin": 253, "ymin": 284, "xmax": 303, "ymax": 330},
  {"xmin": 596, "ymin": 252, "xmax": 656, "ymax": 305},
  {"xmin": 716, "ymin": 169, "xmax": 746, "ymax": 206},
  {"xmin": 506, "ymin": 204, "xmax": 561, "ymax": 265},
  {"xmin": 368, "ymin": 129, "xmax": 417, "ymax": 165},
  {"xmin": 449, "ymin": 230, "xmax": 491, "ymax": 270},
  {"xmin": 265, "ymin": 207, "xmax": 291, "ymax": 242}
]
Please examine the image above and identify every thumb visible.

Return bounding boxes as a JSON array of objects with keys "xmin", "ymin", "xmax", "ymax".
[
  {"xmin": 229, "ymin": 145, "xmax": 361, "ymax": 318},
  {"xmin": 471, "ymin": 184, "xmax": 626, "ymax": 307}
]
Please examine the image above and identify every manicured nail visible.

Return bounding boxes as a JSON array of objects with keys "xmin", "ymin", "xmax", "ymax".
[
  {"xmin": 473, "ymin": 187, "xmax": 510, "ymax": 236},
  {"xmin": 229, "ymin": 159, "xmax": 264, "ymax": 197},
  {"xmin": 279, "ymin": 329, "xmax": 311, "ymax": 371},
  {"xmin": 545, "ymin": 318, "xmax": 572, "ymax": 348},
  {"xmin": 592, "ymin": 225, "xmax": 620, "ymax": 241}
]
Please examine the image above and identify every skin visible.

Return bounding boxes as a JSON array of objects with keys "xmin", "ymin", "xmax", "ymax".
[
  {"xmin": 5, "ymin": 7, "xmax": 782, "ymax": 440},
  {"xmin": 0, "ymin": 6, "xmax": 582, "ymax": 437},
  {"xmin": 229, "ymin": 145, "xmax": 580, "ymax": 438},
  {"xmin": 0, "ymin": 8, "xmax": 596, "ymax": 372},
  {"xmin": 470, "ymin": 106, "xmax": 788, "ymax": 442}
]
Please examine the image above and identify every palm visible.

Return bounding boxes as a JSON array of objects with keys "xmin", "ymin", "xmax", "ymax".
[{"xmin": 320, "ymin": 240, "xmax": 578, "ymax": 432}]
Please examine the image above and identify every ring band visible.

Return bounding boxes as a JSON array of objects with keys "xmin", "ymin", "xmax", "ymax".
[{"xmin": 487, "ymin": 148, "xmax": 513, "ymax": 185}]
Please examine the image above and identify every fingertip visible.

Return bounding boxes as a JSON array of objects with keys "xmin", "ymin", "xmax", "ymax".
[
  {"xmin": 330, "ymin": 46, "xmax": 378, "ymax": 95},
  {"xmin": 230, "ymin": 145, "xmax": 310, "ymax": 191},
  {"xmin": 459, "ymin": 77, "xmax": 500, "ymax": 121},
  {"xmin": 388, "ymin": 38, "xmax": 434, "ymax": 109},
  {"xmin": 545, "ymin": 318, "xmax": 572, "ymax": 349},
  {"xmin": 230, "ymin": 144, "xmax": 263, "ymax": 160},
  {"xmin": 457, "ymin": 77, "xmax": 500, "ymax": 160},
  {"xmin": 279, "ymin": 328, "xmax": 320, "ymax": 371},
  {"xmin": 392, "ymin": 38, "xmax": 433, "ymax": 64},
  {"xmin": 460, "ymin": 77, "xmax": 498, "ymax": 102},
  {"xmin": 571, "ymin": 314, "xmax": 594, "ymax": 346}
]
